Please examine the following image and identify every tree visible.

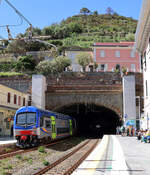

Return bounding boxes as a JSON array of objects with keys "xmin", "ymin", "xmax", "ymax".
[
  {"xmin": 80, "ymin": 7, "xmax": 91, "ymax": 15},
  {"xmin": 93, "ymin": 62, "xmax": 98, "ymax": 70},
  {"xmin": 125, "ymin": 33, "xmax": 135, "ymax": 41},
  {"xmin": 36, "ymin": 55, "xmax": 71, "ymax": 75},
  {"xmin": 7, "ymin": 40, "xmax": 26, "ymax": 54},
  {"xmin": 14, "ymin": 55, "xmax": 36, "ymax": 72},
  {"xmin": 106, "ymin": 7, "xmax": 114, "ymax": 15},
  {"xmin": 93, "ymin": 11, "xmax": 98, "ymax": 15},
  {"xmin": 53, "ymin": 55, "xmax": 71, "ymax": 73},
  {"xmin": 75, "ymin": 53, "xmax": 93, "ymax": 72},
  {"xmin": 121, "ymin": 66, "xmax": 127, "ymax": 75}
]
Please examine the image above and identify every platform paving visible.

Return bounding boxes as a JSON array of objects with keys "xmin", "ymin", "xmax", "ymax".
[
  {"xmin": 117, "ymin": 135, "xmax": 150, "ymax": 175},
  {"xmin": 72, "ymin": 135, "xmax": 150, "ymax": 175},
  {"xmin": 0, "ymin": 136, "xmax": 16, "ymax": 145}
]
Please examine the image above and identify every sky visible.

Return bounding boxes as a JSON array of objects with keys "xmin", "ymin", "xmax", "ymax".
[{"xmin": 0, "ymin": 0, "xmax": 143, "ymax": 39}]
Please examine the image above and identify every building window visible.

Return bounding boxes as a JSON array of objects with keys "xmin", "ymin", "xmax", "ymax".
[
  {"xmin": 131, "ymin": 64, "xmax": 135, "ymax": 72},
  {"xmin": 23, "ymin": 98, "xmax": 26, "ymax": 106},
  {"xmin": 100, "ymin": 64, "xmax": 105, "ymax": 71},
  {"xmin": 115, "ymin": 64, "xmax": 120, "ymax": 72},
  {"xmin": 7, "ymin": 92, "xmax": 11, "ymax": 103},
  {"xmin": 18, "ymin": 96, "xmax": 21, "ymax": 106},
  {"xmin": 100, "ymin": 50, "xmax": 105, "ymax": 57},
  {"xmin": 14, "ymin": 94, "xmax": 17, "ymax": 104},
  {"xmin": 115, "ymin": 51, "xmax": 120, "ymax": 57},
  {"xmin": 130, "ymin": 51, "xmax": 135, "ymax": 58},
  {"xmin": 141, "ymin": 55, "xmax": 143, "ymax": 70},
  {"xmin": 99, "ymin": 64, "xmax": 107, "ymax": 71},
  {"xmin": 144, "ymin": 51, "xmax": 146, "ymax": 70},
  {"xmin": 146, "ymin": 80, "xmax": 148, "ymax": 97}
]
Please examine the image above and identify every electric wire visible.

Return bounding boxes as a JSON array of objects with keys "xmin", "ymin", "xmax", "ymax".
[{"xmin": 0, "ymin": 0, "xmax": 32, "ymax": 39}]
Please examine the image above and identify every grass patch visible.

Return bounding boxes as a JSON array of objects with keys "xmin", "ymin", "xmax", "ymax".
[
  {"xmin": 38, "ymin": 146, "xmax": 46, "ymax": 153},
  {"xmin": 4, "ymin": 148, "xmax": 12, "ymax": 153},
  {"xmin": 43, "ymin": 160, "xmax": 49, "ymax": 166},
  {"xmin": 16, "ymin": 154, "xmax": 22, "ymax": 160},
  {"xmin": 28, "ymin": 158, "xmax": 33, "ymax": 164},
  {"xmin": 0, "ymin": 72, "xmax": 24, "ymax": 77}
]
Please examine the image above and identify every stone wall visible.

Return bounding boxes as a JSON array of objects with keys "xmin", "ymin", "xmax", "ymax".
[{"xmin": 0, "ymin": 75, "xmax": 32, "ymax": 93}]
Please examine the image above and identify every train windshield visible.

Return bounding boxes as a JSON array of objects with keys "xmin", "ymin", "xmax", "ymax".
[{"xmin": 16, "ymin": 112, "xmax": 36, "ymax": 126}]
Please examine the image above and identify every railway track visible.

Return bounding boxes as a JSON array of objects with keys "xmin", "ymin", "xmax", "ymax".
[
  {"xmin": 0, "ymin": 138, "xmax": 70, "ymax": 160},
  {"xmin": 33, "ymin": 139, "xmax": 99, "ymax": 175}
]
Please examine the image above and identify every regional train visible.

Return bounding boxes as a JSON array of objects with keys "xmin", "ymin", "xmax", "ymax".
[{"xmin": 14, "ymin": 106, "xmax": 76, "ymax": 148}]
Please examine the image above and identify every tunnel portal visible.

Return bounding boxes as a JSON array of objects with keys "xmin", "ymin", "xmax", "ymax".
[{"xmin": 55, "ymin": 103, "xmax": 122, "ymax": 137}]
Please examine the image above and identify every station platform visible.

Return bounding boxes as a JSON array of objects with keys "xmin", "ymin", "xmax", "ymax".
[
  {"xmin": 72, "ymin": 135, "xmax": 150, "ymax": 175},
  {"xmin": 0, "ymin": 137, "xmax": 16, "ymax": 146}
]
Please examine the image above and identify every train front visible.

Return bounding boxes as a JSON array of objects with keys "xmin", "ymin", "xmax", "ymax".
[{"xmin": 14, "ymin": 106, "xmax": 39, "ymax": 148}]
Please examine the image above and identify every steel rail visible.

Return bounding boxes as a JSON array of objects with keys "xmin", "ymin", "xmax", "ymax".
[
  {"xmin": 64, "ymin": 139, "xmax": 99, "ymax": 175},
  {"xmin": 33, "ymin": 140, "xmax": 91, "ymax": 175}
]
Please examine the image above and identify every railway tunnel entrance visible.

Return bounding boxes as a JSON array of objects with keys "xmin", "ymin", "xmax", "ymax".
[{"xmin": 55, "ymin": 103, "xmax": 122, "ymax": 137}]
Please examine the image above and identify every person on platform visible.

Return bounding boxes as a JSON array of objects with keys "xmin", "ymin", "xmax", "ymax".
[
  {"xmin": 137, "ymin": 130, "xmax": 142, "ymax": 140},
  {"xmin": 141, "ymin": 129, "xmax": 150, "ymax": 143},
  {"xmin": 121, "ymin": 126, "xmax": 126, "ymax": 136}
]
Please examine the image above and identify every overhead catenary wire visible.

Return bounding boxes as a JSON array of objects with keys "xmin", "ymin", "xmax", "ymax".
[
  {"xmin": 0, "ymin": 0, "xmax": 32, "ymax": 39},
  {"xmin": 1, "ymin": 0, "xmax": 32, "ymax": 27},
  {"xmin": 0, "ymin": 0, "xmax": 58, "ymax": 52}
]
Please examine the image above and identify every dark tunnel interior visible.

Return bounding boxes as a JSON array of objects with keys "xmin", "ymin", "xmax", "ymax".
[{"xmin": 56, "ymin": 103, "xmax": 123, "ymax": 137}]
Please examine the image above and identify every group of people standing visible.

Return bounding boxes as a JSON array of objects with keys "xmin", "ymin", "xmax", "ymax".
[
  {"xmin": 116, "ymin": 126, "xmax": 135, "ymax": 136},
  {"xmin": 116, "ymin": 126, "xmax": 150, "ymax": 143}
]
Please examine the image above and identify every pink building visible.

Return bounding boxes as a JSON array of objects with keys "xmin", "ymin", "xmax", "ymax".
[{"xmin": 93, "ymin": 42, "xmax": 141, "ymax": 72}]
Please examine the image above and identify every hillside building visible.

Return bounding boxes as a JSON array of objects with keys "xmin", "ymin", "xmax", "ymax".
[
  {"xmin": 135, "ymin": 0, "xmax": 150, "ymax": 130},
  {"xmin": 93, "ymin": 42, "xmax": 141, "ymax": 73},
  {"xmin": 65, "ymin": 48, "xmax": 93, "ymax": 72},
  {"xmin": 0, "ymin": 84, "xmax": 28, "ymax": 136}
]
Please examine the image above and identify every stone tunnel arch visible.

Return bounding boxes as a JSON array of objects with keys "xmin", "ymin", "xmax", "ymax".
[{"xmin": 54, "ymin": 102, "xmax": 123, "ymax": 137}]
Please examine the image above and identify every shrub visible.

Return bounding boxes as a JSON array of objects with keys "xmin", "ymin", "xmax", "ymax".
[
  {"xmin": 16, "ymin": 154, "xmax": 22, "ymax": 159},
  {"xmin": 13, "ymin": 55, "xmax": 36, "ymax": 72},
  {"xmin": 43, "ymin": 160, "xmax": 49, "ymax": 166},
  {"xmin": 38, "ymin": 146, "xmax": 45, "ymax": 153}
]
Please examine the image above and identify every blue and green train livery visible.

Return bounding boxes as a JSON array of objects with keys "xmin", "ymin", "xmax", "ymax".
[{"xmin": 14, "ymin": 106, "xmax": 76, "ymax": 148}]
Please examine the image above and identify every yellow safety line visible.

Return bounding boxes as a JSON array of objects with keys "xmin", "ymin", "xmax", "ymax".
[
  {"xmin": 73, "ymin": 135, "xmax": 109, "ymax": 175},
  {"xmin": 88, "ymin": 135, "xmax": 109, "ymax": 175}
]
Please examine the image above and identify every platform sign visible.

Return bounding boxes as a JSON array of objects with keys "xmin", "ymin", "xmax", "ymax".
[
  {"xmin": 126, "ymin": 120, "xmax": 136, "ymax": 126},
  {"xmin": 124, "ymin": 114, "xmax": 128, "ymax": 118}
]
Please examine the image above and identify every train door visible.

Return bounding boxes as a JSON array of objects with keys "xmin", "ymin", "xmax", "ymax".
[
  {"xmin": 51, "ymin": 116, "xmax": 56, "ymax": 139},
  {"xmin": 44, "ymin": 117, "xmax": 51, "ymax": 136},
  {"xmin": 69, "ymin": 119, "xmax": 72, "ymax": 136}
]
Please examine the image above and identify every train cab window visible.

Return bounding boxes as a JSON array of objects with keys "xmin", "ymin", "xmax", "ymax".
[
  {"xmin": 27, "ymin": 113, "xmax": 36, "ymax": 124},
  {"xmin": 45, "ymin": 120, "xmax": 51, "ymax": 128},
  {"xmin": 16, "ymin": 112, "xmax": 36, "ymax": 125}
]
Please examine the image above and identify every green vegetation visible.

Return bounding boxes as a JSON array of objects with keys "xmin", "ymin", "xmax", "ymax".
[
  {"xmin": 4, "ymin": 148, "xmax": 12, "ymax": 153},
  {"xmin": 10, "ymin": 7, "xmax": 137, "ymax": 51},
  {"xmin": 16, "ymin": 154, "xmax": 22, "ymax": 159},
  {"xmin": 0, "ymin": 8, "xmax": 137, "ymax": 76},
  {"xmin": 0, "ymin": 72, "xmax": 23, "ymax": 77},
  {"xmin": 75, "ymin": 52, "xmax": 93, "ymax": 72},
  {"xmin": 38, "ymin": 146, "xmax": 46, "ymax": 153},
  {"xmin": 43, "ymin": 160, "xmax": 49, "ymax": 166},
  {"xmin": 13, "ymin": 55, "xmax": 36, "ymax": 72},
  {"xmin": 36, "ymin": 55, "xmax": 71, "ymax": 75}
]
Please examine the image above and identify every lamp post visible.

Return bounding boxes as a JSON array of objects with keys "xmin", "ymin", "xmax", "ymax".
[
  {"xmin": 136, "ymin": 96, "xmax": 141, "ymax": 130},
  {"xmin": 147, "ymin": 113, "xmax": 149, "ymax": 129}
]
